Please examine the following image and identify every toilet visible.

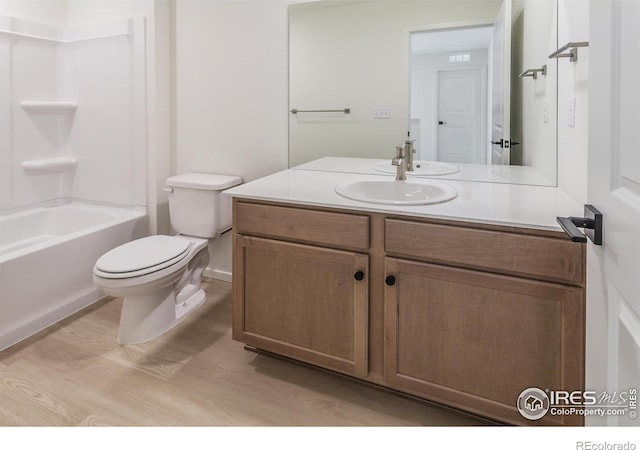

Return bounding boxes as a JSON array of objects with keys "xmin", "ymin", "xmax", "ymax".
[{"xmin": 93, "ymin": 173, "xmax": 242, "ymax": 345}]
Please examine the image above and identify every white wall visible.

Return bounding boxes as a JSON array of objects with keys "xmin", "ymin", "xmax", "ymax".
[
  {"xmin": 557, "ymin": 0, "xmax": 589, "ymax": 205},
  {"xmin": 174, "ymin": 0, "xmax": 290, "ymax": 280},
  {"xmin": 512, "ymin": 0, "xmax": 557, "ymax": 181},
  {"xmin": 174, "ymin": 1, "xmax": 289, "ymax": 180},
  {"xmin": 65, "ymin": 0, "xmax": 154, "ymax": 25},
  {"xmin": 0, "ymin": 0, "xmax": 67, "ymax": 25}
]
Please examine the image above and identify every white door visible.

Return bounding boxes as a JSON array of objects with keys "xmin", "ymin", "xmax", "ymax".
[
  {"xmin": 490, "ymin": 0, "xmax": 511, "ymax": 165},
  {"xmin": 586, "ymin": 0, "xmax": 640, "ymax": 426},
  {"xmin": 436, "ymin": 68, "xmax": 485, "ymax": 164}
]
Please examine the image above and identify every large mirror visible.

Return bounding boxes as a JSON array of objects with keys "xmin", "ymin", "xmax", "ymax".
[{"xmin": 289, "ymin": 0, "xmax": 558, "ymax": 186}]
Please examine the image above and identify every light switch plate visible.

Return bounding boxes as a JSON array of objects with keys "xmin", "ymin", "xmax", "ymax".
[
  {"xmin": 568, "ymin": 96, "xmax": 576, "ymax": 128},
  {"xmin": 373, "ymin": 107, "xmax": 390, "ymax": 119}
]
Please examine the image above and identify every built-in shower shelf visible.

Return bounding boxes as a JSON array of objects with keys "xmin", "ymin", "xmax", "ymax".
[
  {"xmin": 21, "ymin": 157, "xmax": 78, "ymax": 174},
  {"xmin": 20, "ymin": 100, "xmax": 77, "ymax": 114}
]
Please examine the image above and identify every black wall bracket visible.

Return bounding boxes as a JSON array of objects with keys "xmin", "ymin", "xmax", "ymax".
[{"xmin": 557, "ymin": 204, "xmax": 603, "ymax": 245}]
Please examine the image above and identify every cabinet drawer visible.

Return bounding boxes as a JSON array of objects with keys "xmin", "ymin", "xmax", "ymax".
[
  {"xmin": 385, "ymin": 219, "xmax": 584, "ymax": 285},
  {"xmin": 235, "ymin": 202, "xmax": 369, "ymax": 251}
]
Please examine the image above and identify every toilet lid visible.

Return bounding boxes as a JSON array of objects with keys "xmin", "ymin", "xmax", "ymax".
[{"xmin": 96, "ymin": 235, "xmax": 191, "ymax": 275}]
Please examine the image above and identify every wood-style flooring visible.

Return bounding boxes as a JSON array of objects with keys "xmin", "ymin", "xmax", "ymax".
[{"xmin": 0, "ymin": 279, "xmax": 487, "ymax": 426}]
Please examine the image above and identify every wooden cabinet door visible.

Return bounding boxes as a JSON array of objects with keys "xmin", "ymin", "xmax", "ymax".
[
  {"xmin": 383, "ymin": 257, "xmax": 584, "ymax": 426},
  {"xmin": 233, "ymin": 235, "xmax": 369, "ymax": 377}
]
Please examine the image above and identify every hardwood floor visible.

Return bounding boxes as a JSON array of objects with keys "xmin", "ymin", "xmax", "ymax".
[{"xmin": 0, "ymin": 279, "xmax": 487, "ymax": 426}]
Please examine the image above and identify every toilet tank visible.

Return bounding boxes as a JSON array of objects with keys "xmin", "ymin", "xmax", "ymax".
[{"xmin": 165, "ymin": 173, "xmax": 242, "ymax": 238}]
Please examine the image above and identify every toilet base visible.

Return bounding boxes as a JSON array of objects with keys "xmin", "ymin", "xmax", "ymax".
[{"xmin": 117, "ymin": 286, "xmax": 206, "ymax": 345}]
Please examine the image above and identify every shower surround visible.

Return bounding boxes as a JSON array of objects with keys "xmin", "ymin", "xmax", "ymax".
[{"xmin": 0, "ymin": 14, "xmax": 148, "ymax": 349}]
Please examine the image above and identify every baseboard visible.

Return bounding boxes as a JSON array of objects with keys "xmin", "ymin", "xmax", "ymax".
[{"xmin": 203, "ymin": 267, "xmax": 232, "ymax": 283}]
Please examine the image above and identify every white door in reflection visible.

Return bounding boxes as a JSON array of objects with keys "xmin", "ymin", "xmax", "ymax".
[
  {"xmin": 410, "ymin": 25, "xmax": 492, "ymax": 164},
  {"xmin": 436, "ymin": 68, "xmax": 486, "ymax": 164},
  {"xmin": 490, "ymin": 0, "xmax": 512, "ymax": 165}
]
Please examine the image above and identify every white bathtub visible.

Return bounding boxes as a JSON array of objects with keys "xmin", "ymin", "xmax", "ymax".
[{"xmin": 0, "ymin": 201, "xmax": 147, "ymax": 351}]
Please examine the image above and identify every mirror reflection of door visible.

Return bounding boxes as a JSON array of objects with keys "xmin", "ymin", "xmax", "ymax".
[
  {"xmin": 410, "ymin": 26, "xmax": 494, "ymax": 164},
  {"xmin": 490, "ymin": 0, "xmax": 512, "ymax": 165},
  {"xmin": 436, "ymin": 68, "xmax": 486, "ymax": 163}
]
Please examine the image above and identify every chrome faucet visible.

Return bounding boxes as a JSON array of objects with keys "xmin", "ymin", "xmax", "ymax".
[
  {"xmin": 404, "ymin": 133, "xmax": 415, "ymax": 172},
  {"xmin": 392, "ymin": 146, "xmax": 407, "ymax": 181}
]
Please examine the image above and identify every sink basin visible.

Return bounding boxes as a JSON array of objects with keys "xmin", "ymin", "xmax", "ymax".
[
  {"xmin": 372, "ymin": 160, "xmax": 460, "ymax": 176},
  {"xmin": 335, "ymin": 179, "xmax": 457, "ymax": 205}
]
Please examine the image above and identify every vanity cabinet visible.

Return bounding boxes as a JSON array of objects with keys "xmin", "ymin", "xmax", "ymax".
[{"xmin": 232, "ymin": 199, "xmax": 586, "ymax": 426}]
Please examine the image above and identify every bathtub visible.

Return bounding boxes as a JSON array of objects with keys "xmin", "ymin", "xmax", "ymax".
[{"xmin": 0, "ymin": 201, "xmax": 147, "ymax": 351}]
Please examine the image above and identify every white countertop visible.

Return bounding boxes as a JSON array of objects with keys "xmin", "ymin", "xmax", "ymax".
[{"xmin": 225, "ymin": 158, "xmax": 582, "ymax": 232}]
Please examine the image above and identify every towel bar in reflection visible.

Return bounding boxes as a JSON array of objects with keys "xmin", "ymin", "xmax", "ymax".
[
  {"xmin": 290, "ymin": 108, "xmax": 350, "ymax": 114},
  {"xmin": 519, "ymin": 65, "xmax": 547, "ymax": 80},
  {"xmin": 549, "ymin": 41, "xmax": 589, "ymax": 62}
]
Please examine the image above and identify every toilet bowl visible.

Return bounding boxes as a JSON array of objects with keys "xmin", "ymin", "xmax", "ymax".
[{"xmin": 93, "ymin": 173, "xmax": 242, "ymax": 345}]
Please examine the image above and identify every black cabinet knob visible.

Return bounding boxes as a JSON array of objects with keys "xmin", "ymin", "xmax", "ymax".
[
  {"xmin": 354, "ymin": 271, "xmax": 365, "ymax": 281},
  {"xmin": 385, "ymin": 275, "xmax": 396, "ymax": 286}
]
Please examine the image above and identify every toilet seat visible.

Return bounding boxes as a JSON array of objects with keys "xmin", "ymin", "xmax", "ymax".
[{"xmin": 95, "ymin": 235, "xmax": 191, "ymax": 279}]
